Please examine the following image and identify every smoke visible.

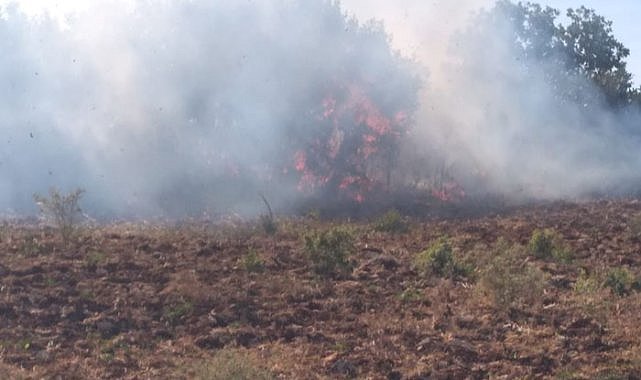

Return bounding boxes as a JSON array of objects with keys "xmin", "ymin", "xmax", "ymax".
[
  {"xmin": 342, "ymin": 0, "xmax": 641, "ymax": 202},
  {"xmin": 2, "ymin": 0, "xmax": 640, "ymax": 219},
  {"xmin": 406, "ymin": 2, "xmax": 641, "ymax": 201},
  {"xmin": 0, "ymin": 0, "xmax": 418, "ymax": 218}
]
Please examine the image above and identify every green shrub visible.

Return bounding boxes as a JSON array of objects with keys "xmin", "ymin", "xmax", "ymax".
[
  {"xmin": 162, "ymin": 299, "xmax": 193, "ymax": 325},
  {"xmin": 413, "ymin": 237, "xmax": 471, "ymax": 278},
  {"xmin": 479, "ymin": 240, "xmax": 546, "ymax": 310},
  {"xmin": 398, "ymin": 286, "xmax": 423, "ymax": 303},
  {"xmin": 241, "ymin": 249, "xmax": 265, "ymax": 273},
  {"xmin": 304, "ymin": 226, "xmax": 355, "ymax": 276},
  {"xmin": 193, "ymin": 349, "xmax": 274, "ymax": 380},
  {"xmin": 414, "ymin": 237, "xmax": 453, "ymax": 276},
  {"xmin": 373, "ymin": 210, "xmax": 408, "ymax": 233},
  {"xmin": 33, "ymin": 187, "xmax": 85, "ymax": 245},
  {"xmin": 605, "ymin": 267, "xmax": 641, "ymax": 297},
  {"xmin": 573, "ymin": 269, "xmax": 601, "ymax": 294},
  {"xmin": 528, "ymin": 229, "xmax": 573, "ymax": 263}
]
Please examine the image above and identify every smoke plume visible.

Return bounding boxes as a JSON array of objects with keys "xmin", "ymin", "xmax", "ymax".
[{"xmin": 1, "ymin": 0, "xmax": 640, "ymax": 219}]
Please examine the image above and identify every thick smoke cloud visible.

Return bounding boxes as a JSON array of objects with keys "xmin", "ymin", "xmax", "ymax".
[
  {"xmin": 0, "ymin": 0, "xmax": 416, "ymax": 218},
  {"xmin": 345, "ymin": 0, "xmax": 641, "ymax": 202},
  {"xmin": 2, "ymin": 0, "xmax": 641, "ymax": 219},
  {"xmin": 404, "ymin": 2, "xmax": 641, "ymax": 202}
]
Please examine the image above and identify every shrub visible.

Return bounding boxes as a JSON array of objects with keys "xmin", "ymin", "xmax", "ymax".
[
  {"xmin": 413, "ymin": 237, "xmax": 471, "ymax": 278},
  {"xmin": 528, "ymin": 228, "xmax": 573, "ymax": 263},
  {"xmin": 605, "ymin": 267, "xmax": 641, "ymax": 297},
  {"xmin": 193, "ymin": 348, "xmax": 274, "ymax": 380},
  {"xmin": 162, "ymin": 298, "xmax": 193, "ymax": 326},
  {"xmin": 241, "ymin": 249, "xmax": 264, "ymax": 273},
  {"xmin": 528, "ymin": 229, "xmax": 555, "ymax": 259},
  {"xmin": 33, "ymin": 187, "xmax": 85, "ymax": 245},
  {"xmin": 479, "ymin": 240, "xmax": 546, "ymax": 310},
  {"xmin": 573, "ymin": 269, "xmax": 601, "ymax": 294},
  {"xmin": 398, "ymin": 286, "xmax": 423, "ymax": 303},
  {"xmin": 304, "ymin": 226, "xmax": 355, "ymax": 276},
  {"xmin": 373, "ymin": 210, "xmax": 408, "ymax": 233}
]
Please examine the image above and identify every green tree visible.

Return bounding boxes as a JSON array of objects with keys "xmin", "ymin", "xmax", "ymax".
[
  {"xmin": 560, "ymin": 6, "xmax": 635, "ymax": 108},
  {"xmin": 483, "ymin": 1, "xmax": 637, "ymax": 109}
]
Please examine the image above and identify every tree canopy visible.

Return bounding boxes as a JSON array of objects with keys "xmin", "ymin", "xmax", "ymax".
[{"xmin": 489, "ymin": 0, "xmax": 639, "ymax": 109}]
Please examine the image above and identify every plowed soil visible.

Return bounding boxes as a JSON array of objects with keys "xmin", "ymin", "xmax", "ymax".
[{"xmin": 2, "ymin": 200, "xmax": 641, "ymax": 379}]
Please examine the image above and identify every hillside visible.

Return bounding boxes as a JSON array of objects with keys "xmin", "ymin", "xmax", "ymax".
[{"xmin": 1, "ymin": 200, "xmax": 641, "ymax": 379}]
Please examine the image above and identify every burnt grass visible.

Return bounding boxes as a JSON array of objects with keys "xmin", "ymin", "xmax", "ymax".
[{"xmin": 2, "ymin": 200, "xmax": 641, "ymax": 378}]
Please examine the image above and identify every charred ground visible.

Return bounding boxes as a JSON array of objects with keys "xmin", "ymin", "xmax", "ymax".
[{"xmin": 1, "ymin": 200, "xmax": 641, "ymax": 379}]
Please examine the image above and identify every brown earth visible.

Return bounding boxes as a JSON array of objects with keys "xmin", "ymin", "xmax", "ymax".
[{"xmin": 1, "ymin": 200, "xmax": 641, "ymax": 379}]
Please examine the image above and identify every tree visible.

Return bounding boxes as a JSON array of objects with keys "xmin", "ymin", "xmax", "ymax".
[
  {"xmin": 560, "ymin": 7, "xmax": 634, "ymax": 108},
  {"xmin": 483, "ymin": 1, "xmax": 637, "ymax": 109}
]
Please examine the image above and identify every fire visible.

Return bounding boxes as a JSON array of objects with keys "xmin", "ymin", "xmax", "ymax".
[
  {"xmin": 431, "ymin": 181, "xmax": 466, "ymax": 203},
  {"xmin": 292, "ymin": 82, "xmax": 410, "ymax": 202}
]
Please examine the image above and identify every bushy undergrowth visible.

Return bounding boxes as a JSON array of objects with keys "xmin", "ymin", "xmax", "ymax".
[
  {"xmin": 479, "ymin": 240, "xmax": 546, "ymax": 310},
  {"xmin": 304, "ymin": 226, "xmax": 355, "ymax": 276},
  {"xmin": 241, "ymin": 249, "xmax": 265, "ymax": 273},
  {"xmin": 373, "ymin": 210, "xmax": 408, "ymax": 234},
  {"xmin": 413, "ymin": 237, "xmax": 472, "ymax": 279},
  {"xmin": 528, "ymin": 228, "xmax": 573, "ymax": 263},
  {"xmin": 605, "ymin": 267, "xmax": 641, "ymax": 297}
]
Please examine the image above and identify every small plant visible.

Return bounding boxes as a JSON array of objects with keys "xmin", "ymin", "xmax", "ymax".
[
  {"xmin": 304, "ymin": 226, "xmax": 355, "ymax": 276},
  {"xmin": 413, "ymin": 237, "xmax": 470, "ymax": 278},
  {"xmin": 33, "ymin": 187, "xmax": 85, "ymax": 245},
  {"xmin": 373, "ymin": 210, "xmax": 408, "ymax": 234},
  {"xmin": 528, "ymin": 229, "xmax": 573, "ymax": 263},
  {"xmin": 398, "ymin": 286, "xmax": 423, "ymax": 303},
  {"xmin": 478, "ymin": 240, "xmax": 546, "ymax": 310},
  {"xmin": 259, "ymin": 194, "xmax": 278, "ymax": 235},
  {"xmin": 306, "ymin": 208, "xmax": 320, "ymax": 221},
  {"xmin": 21, "ymin": 234, "xmax": 45, "ymax": 256},
  {"xmin": 86, "ymin": 251, "xmax": 106, "ymax": 268},
  {"xmin": 192, "ymin": 348, "xmax": 275, "ymax": 380},
  {"xmin": 629, "ymin": 213, "xmax": 641, "ymax": 240},
  {"xmin": 414, "ymin": 237, "xmax": 453, "ymax": 276},
  {"xmin": 162, "ymin": 298, "xmax": 193, "ymax": 325},
  {"xmin": 241, "ymin": 249, "xmax": 264, "ymax": 273},
  {"xmin": 528, "ymin": 229, "xmax": 555, "ymax": 259},
  {"xmin": 573, "ymin": 269, "xmax": 601, "ymax": 294},
  {"xmin": 604, "ymin": 267, "xmax": 641, "ymax": 297}
]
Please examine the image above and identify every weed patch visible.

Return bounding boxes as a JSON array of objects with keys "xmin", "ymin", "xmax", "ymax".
[
  {"xmin": 528, "ymin": 229, "xmax": 573, "ymax": 263},
  {"xmin": 241, "ymin": 249, "xmax": 265, "ymax": 273},
  {"xmin": 373, "ymin": 210, "xmax": 408, "ymax": 234},
  {"xmin": 413, "ymin": 237, "xmax": 472, "ymax": 279},
  {"xmin": 605, "ymin": 267, "xmax": 641, "ymax": 297},
  {"xmin": 304, "ymin": 226, "xmax": 355, "ymax": 276},
  {"xmin": 478, "ymin": 240, "xmax": 546, "ymax": 310}
]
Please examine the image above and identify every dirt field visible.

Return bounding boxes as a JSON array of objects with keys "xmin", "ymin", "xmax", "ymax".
[{"xmin": 1, "ymin": 200, "xmax": 641, "ymax": 379}]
